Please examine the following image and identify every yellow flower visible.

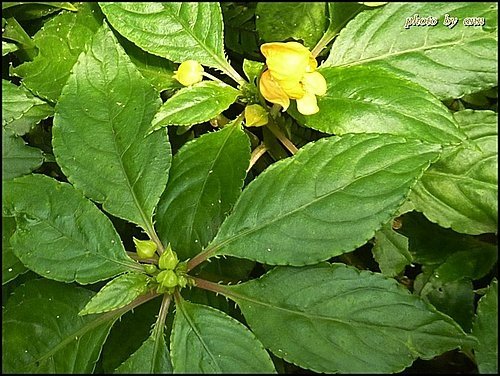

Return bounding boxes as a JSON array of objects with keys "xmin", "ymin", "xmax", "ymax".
[
  {"xmin": 173, "ymin": 60, "xmax": 204, "ymax": 86},
  {"xmin": 245, "ymin": 104, "xmax": 269, "ymax": 127},
  {"xmin": 259, "ymin": 42, "xmax": 327, "ymax": 115}
]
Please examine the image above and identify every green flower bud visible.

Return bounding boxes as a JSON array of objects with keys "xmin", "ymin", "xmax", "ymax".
[
  {"xmin": 144, "ymin": 264, "xmax": 158, "ymax": 275},
  {"xmin": 159, "ymin": 245, "xmax": 179, "ymax": 270},
  {"xmin": 133, "ymin": 237, "xmax": 157, "ymax": 259},
  {"xmin": 175, "ymin": 261, "xmax": 188, "ymax": 274},
  {"xmin": 157, "ymin": 270, "xmax": 178, "ymax": 288}
]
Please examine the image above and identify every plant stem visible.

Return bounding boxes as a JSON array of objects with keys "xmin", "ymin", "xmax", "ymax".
[
  {"xmin": 311, "ymin": 29, "xmax": 337, "ymax": 58},
  {"xmin": 192, "ymin": 276, "xmax": 231, "ymax": 296},
  {"xmin": 221, "ymin": 61, "xmax": 247, "ymax": 86},
  {"xmin": 267, "ymin": 121, "xmax": 298, "ymax": 155},
  {"xmin": 187, "ymin": 248, "xmax": 216, "ymax": 272},
  {"xmin": 203, "ymin": 72, "xmax": 227, "ymax": 86},
  {"xmin": 152, "ymin": 294, "xmax": 171, "ymax": 341},
  {"xmin": 146, "ymin": 225, "xmax": 165, "ymax": 255},
  {"xmin": 247, "ymin": 143, "xmax": 269, "ymax": 173},
  {"xmin": 126, "ymin": 251, "xmax": 158, "ymax": 264}
]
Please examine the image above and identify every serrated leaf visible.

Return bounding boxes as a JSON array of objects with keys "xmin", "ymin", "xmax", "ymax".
[
  {"xmin": 205, "ymin": 133, "xmax": 440, "ymax": 266},
  {"xmin": 226, "ymin": 263, "xmax": 475, "ymax": 373},
  {"xmin": 410, "ymin": 110, "xmax": 498, "ymax": 235},
  {"xmin": 323, "ymin": 3, "xmax": 498, "ymax": 99},
  {"xmin": 3, "ymin": 174, "xmax": 140, "ymax": 284},
  {"xmin": 150, "ymin": 81, "xmax": 240, "ymax": 131},
  {"xmin": 99, "ymin": 2, "xmax": 239, "ymax": 81},
  {"xmin": 288, "ymin": 66, "xmax": 465, "ymax": 145},
  {"xmin": 2, "ymin": 40, "xmax": 18, "ymax": 55},
  {"xmin": 2, "ymin": 215, "xmax": 28, "ymax": 284},
  {"xmin": 2, "ymin": 279, "xmax": 116, "ymax": 373},
  {"xmin": 256, "ymin": 2, "xmax": 327, "ymax": 48},
  {"xmin": 115, "ymin": 330, "xmax": 172, "ymax": 373},
  {"xmin": 171, "ymin": 298, "xmax": 275, "ymax": 373},
  {"xmin": 80, "ymin": 273, "xmax": 150, "ymax": 315},
  {"xmin": 11, "ymin": 2, "xmax": 103, "ymax": 102},
  {"xmin": 2, "ymin": 130, "xmax": 44, "ymax": 180},
  {"xmin": 472, "ymin": 279, "xmax": 498, "ymax": 374},
  {"xmin": 52, "ymin": 23, "xmax": 171, "ymax": 231},
  {"xmin": 156, "ymin": 124, "xmax": 250, "ymax": 259},
  {"xmin": 372, "ymin": 222, "xmax": 412, "ymax": 277},
  {"xmin": 2, "ymin": 79, "xmax": 53, "ymax": 132},
  {"xmin": 2, "ymin": 2, "xmax": 77, "ymax": 20}
]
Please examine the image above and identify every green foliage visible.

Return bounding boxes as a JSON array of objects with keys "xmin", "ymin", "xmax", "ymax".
[{"xmin": 2, "ymin": 2, "xmax": 497, "ymax": 374}]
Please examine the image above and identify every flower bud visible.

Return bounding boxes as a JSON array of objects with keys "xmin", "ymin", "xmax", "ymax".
[
  {"xmin": 158, "ymin": 245, "xmax": 179, "ymax": 270},
  {"xmin": 173, "ymin": 60, "xmax": 204, "ymax": 86},
  {"xmin": 244, "ymin": 104, "xmax": 268, "ymax": 127},
  {"xmin": 144, "ymin": 264, "xmax": 158, "ymax": 274},
  {"xmin": 156, "ymin": 269, "xmax": 178, "ymax": 288},
  {"xmin": 133, "ymin": 237, "xmax": 157, "ymax": 259},
  {"xmin": 177, "ymin": 275, "xmax": 188, "ymax": 288}
]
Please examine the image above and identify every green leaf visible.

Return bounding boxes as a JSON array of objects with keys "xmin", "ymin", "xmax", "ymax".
[
  {"xmin": 2, "ymin": 215, "xmax": 28, "ymax": 284},
  {"xmin": 171, "ymin": 298, "xmax": 275, "ymax": 373},
  {"xmin": 156, "ymin": 124, "xmax": 250, "ymax": 259},
  {"xmin": 255, "ymin": 2, "xmax": 327, "ymax": 49},
  {"xmin": 11, "ymin": 2, "xmax": 103, "ymax": 102},
  {"xmin": 2, "ymin": 40, "xmax": 18, "ymax": 55},
  {"xmin": 2, "ymin": 130, "xmax": 44, "ymax": 180},
  {"xmin": 399, "ymin": 211, "xmax": 498, "ymax": 272},
  {"xmin": 80, "ymin": 273, "xmax": 151, "ymax": 315},
  {"xmin": 410, "ymin": 110, "xmax": 498, "ymax": 235},
  {"xmin": 118, "ymin": 36, "xmax": 180, "ymax": 93},
  {"xmin": 323, "ymin": 3, "xmax": 498, "ymax": 99},
  {"xmin": 226, "ymin": 263, "xmax": 475, "ymax": 373},
  {"xmin": 150, "ymin": 81, "xmax": 240, "ymax": 131},
  {"xmin": 52, "ymin": 22, "xmax": 171, "ymax": 231},
  {"xmin": 2, "ymin": 279, "xmax": 116, "ymax": 373},
  {"xmin": 289, "ymin": 66, "xmax": 465, "ymax": 145},
  {"xmin": 2, "ymin": 2, "xmax": 77, "ymax": 20},
  {"xmin": 221, "ymin": 2, "xmax": 260, "ymax": 60},
  {"xmin": 206, "ymin": 133, "xmax": 440, "ymax": 266},
  {"xmin": 372, "ymin": 222, "xmax": 412, "ymax": 277},
  {"xmin": 415, "ymin": 274, "xmax": 475, "ymax": 332},
  {"xmin": 3, "ymin": 174, "xmax": 140, "ymax": 284},
  {"xmin": 2, "ymin": 79, "xmax": 53, "ymax": 134},
  {"xmin": 2, "ymin": 17, "xmax": 37, "ymax": 59},
  {"xmin": 115, "ymin": 331, "xmax": 172, "ymax": 373},
  {"xmin": 99, "ymin": 2, "xmax": 240, "ymax": 82},
  {"xmin": 472, "ymin": 279, "xmax": 498, "ymax": 374}
]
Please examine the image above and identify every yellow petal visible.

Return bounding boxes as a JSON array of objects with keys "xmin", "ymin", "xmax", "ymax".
[
  {"xmin": 302, "ymin": 71, "xmax": 327, "ymax": 96},
  {"xmin": 245, "ymin": 104, "xmax": 269, "ymax": 127},
  {"xmin": 259, "ymin": 70, "xmax": 290, "ymax": 110},
  {"xmin": 276, "ymin": 78, "xmax": 305, "ymax": 99},
  {"xmin": 296, "ymin": 92, "xmax": 319, "ymax": 115},
  {"xmin": 261, "ymin": 42, "xmax": 312, "ymax": 81},
  {"xmin": 358, "ymin": 2, "xmax": 388, "ymax": 7},
  {"xmin": 173, "ymin": 60, "xmax": 204, "ymax": 86}
]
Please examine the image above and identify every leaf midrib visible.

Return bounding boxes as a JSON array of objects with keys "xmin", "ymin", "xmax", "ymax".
[
  {"xmin": 208, "ymin": 144, "xmax": 434, "ymax": 255},
  {"xmin": 332, "ymin": 34, "xmax": 495, "ymax": 68}
]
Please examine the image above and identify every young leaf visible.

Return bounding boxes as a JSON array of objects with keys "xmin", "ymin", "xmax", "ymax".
[
  {"xmin": 11, "ymin": 2, "xmax": 103, "ymax": 102},
  {"xmin": 226, "ymin": 263, "xmax": 476, "ymax": 373},
  {"xmin": 323, "ymin": 3, "xmax": 498, "ymax": 99},
  {"xmin": 2, "ymin": 79, "xmax": 53, "ymax": 135},
  {"xmin": 410, "ymin": 110, "xmax": 498, "ymax": 235},
  {"xmin": 150, "ymin": 81, "xmax": 240, "ymax": 131},
  {"xmin": 256, "ymin": 2, "xmax": 327, "ymax": 48},
  {"xmin": 156, "ymin": 124, "xmax": 250, "ymax": 260},
  {"xmin": 80, "ymin": 273, "xmax": 151, "ymax": 315},
  {"xmin": 472, "ymin": 279, "xmax": 498, "ymax": 374},
  {"xmin": 288, "ymin": 66, "xmax": 466, "ymax": 145},
  {"xmin": 2, "ymin": 130, "xmax": 44, "ymax": 180},
  {"xmin": 115, "ymin": 331, "xmax": 172, "ymax": 374},
  {"xmin": 2, "ymin": 279, "xmax": 116, "ymax": 373},
  {"xmin": 2, "ymin": 40, "xmax": 18, "ymax": 55},
  {"xmin": 99, "ymin": 2, "xmax": 241, "ymax": 82},
  {"xmin": 171, "ymin": 298, "xmax": 275, "ymax": 373},
  {"xmin": 372, "ymin": 222, "xmax": 412, "ymax": 277},
  {"xmin": 52, "ymin": 22, "xmax": 171, "ymax": 231},
  {"xmin": 205, "ymin": 133, "xmax": 440, "ymax": 266},
  {"xmin": 2, "ymin": 216, "xmax": 28, "ymax": 285},
  {"xmin": 3, "ymin": 174, "xmax": 140, "ymax": 284}
]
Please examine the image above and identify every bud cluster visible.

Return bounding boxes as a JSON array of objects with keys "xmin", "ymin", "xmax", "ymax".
[{"xmin": 154, "ymin": 245, "xmax": 195, "ymax": 294}]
